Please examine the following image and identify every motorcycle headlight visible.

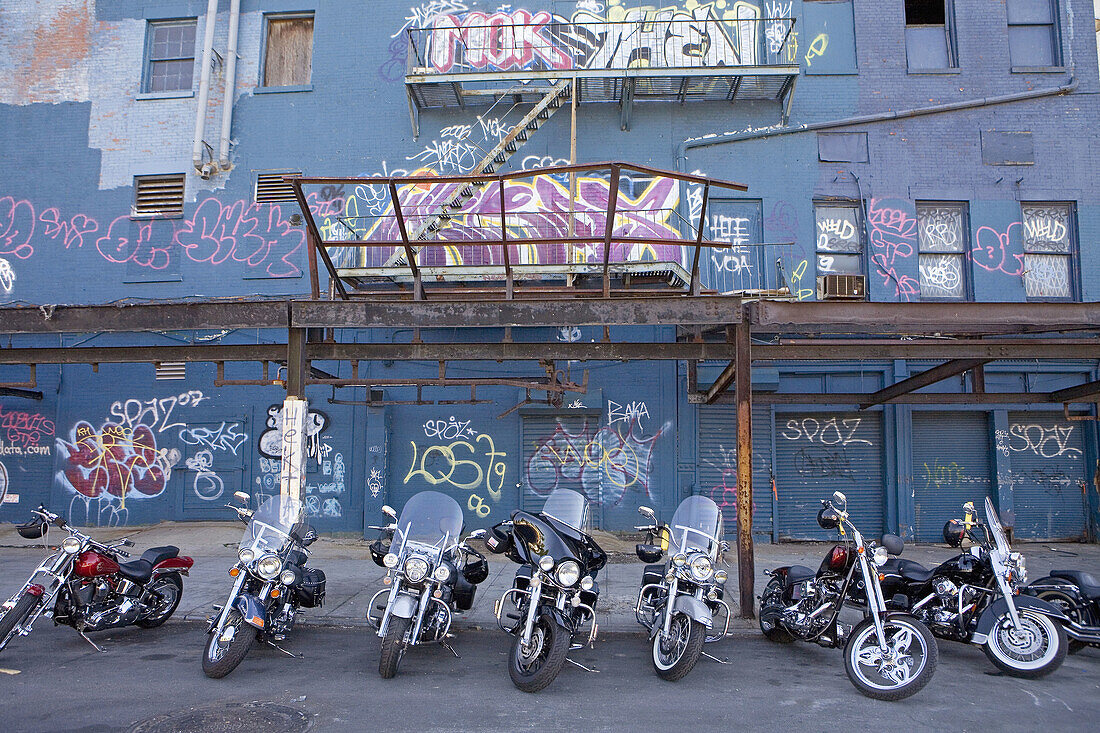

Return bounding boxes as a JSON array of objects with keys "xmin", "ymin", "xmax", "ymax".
[
  {"xmin": 404, "ymin": 556, "xmax": 430, "ymax": 583},
  {"xmin": 256, "ymin": 554, "xmax": 282, "ymax": 580},
  {"xmin": 689, "ymin": 554, "xmax": 713, "ymax": 582},
  {"xmin": 539, "ymin": 555, "xmax": 554, "ymax": 572},
  {"xmin": 383, "ymin": 553, "xmax": 399, "ymax": 568},
  {"xmin": 61, "ymin": 536, "xmax": 81, "ymax": 554},
  {"xmin": 580, "ymin": 575, "xmax": 594, "ymax": 592},
  {"xmin": 279, "ymin": 569, "xmax": 297, "ymax": 586},
  {"xmin": 238, "ymin": 548, "xmax": 255, "ymax": 565},
  {"xmin": 555, "ymin": 560, "xmax": 581, "ymax": 587},
  {"xmin": 433, "ymin": 564, "xmax": 451, "ymax": 582},
  {"xmin": 872, "ymin": 546, "xmax": 889, "ymax": 567},
  {"xmin": 672, "ymin": 553, "xmax": 688, "ymax": 567},
  {"xmin": 714, "ymin": 569, "xmax": 728, "ymax": 584}
]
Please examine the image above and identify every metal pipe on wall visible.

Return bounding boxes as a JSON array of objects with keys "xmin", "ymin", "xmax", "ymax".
[
  {"xmin": 218, "ymin": 0, "xmax": 242, "ymax": 171},
  {"xmin": 191, "ymin": 0, "xmax": 220, "ymax": 178}
]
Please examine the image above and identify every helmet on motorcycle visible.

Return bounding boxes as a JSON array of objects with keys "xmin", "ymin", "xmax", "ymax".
[
  {"xmin": 943, "ymin": 519, "xmax": 966, "ymax": 547},
  {"xmin": 817, "ymin": 505, "xmax": 842, "ymax": 530}
]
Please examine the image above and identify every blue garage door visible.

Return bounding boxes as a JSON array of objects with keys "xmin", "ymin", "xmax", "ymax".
[
  {"xmin": 1007, "ymin": 412, "xmax": 1088, "ymax": 540},
  {"xmin": 912, "ymin": 412, "xmax": 993, "ymax": 542},
  {"xmin": 696, "ymin": 404, "xmax": 773, "ymax": 539}
]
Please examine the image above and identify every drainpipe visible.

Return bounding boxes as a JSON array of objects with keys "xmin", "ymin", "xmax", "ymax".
[
  {"xmin": 191, "ymin": 0, "xmax": 219, "ymax": 179},
  {"xmin": 675, "ymin": 76, "xmax": 1078, "ymax": 170},
  {"xmin": 218, "ymin": 0, "xmax": 242, "ymax": 171}
]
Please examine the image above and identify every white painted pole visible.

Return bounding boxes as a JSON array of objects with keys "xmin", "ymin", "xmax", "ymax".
[{"xmin": 278, "ymin": 396, "xmax": 308, "ymax": 502}]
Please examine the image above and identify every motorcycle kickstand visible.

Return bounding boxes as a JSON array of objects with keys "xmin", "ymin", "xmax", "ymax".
[
  {"xmin": 263, "ymin": 639, "xmax": 302, "ymax": 659},
  {"xmin": 440, "ymin": 639, "xmax": 460, "ymax": 659},
  {"xmin": 702, "ymin": 651, "xmax": 731, "ymax": 665},
  {"xmin": 565, "ymin": 657, "xmax": 599, "ymax": 673},
  {"xmin": 78, "ymin": 631, "xmax": 106, "ymax": 653}
]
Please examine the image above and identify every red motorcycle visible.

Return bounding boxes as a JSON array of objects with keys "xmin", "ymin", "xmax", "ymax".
[{"xmin": 0, "ymin": 505, "xmax": 193, "ymax": 653}]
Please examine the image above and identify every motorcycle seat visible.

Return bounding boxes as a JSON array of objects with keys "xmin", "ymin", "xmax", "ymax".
[
  {"xmin": 116, "ymin": 546, "xmax": 179, "ymax": 582},
  {"xmin": 785, "ymin": 565, "xmax": 816, "ymax": 585},
  {"xmin": 1050, "ymin": 570, "xmax": 1100, "ymax": 600},
  {"xmin": 894, "ymin": 559, "xmax": 934, "ymax": 584}
]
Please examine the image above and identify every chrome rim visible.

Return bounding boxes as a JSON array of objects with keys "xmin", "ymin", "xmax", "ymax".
[
  {"xmin": 654, "ymin": 614, "xmax": 690, "ymax": 670},
  {"xmin": 146, "ymin": 580, "xmax": 179, "ymax": 622},
  {"xmin": 988, "ymin": 612, "xmax": 1056, "ymax": 669},
  {"xmin": 850, "ymin": 620, "xmax": 928, "ymax": 690},
  {"xmin": 517, "ymin": 619, "xmax": 549, "ymax": 672},
  {"xmin": 208, "ymin": 615, "xmax": 241, "ymax": 662}
]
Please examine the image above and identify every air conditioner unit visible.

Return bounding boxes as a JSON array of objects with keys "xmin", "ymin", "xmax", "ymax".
[{"xmin": 817, "ymin": 274, "xmax": 865, "ymax": 300}]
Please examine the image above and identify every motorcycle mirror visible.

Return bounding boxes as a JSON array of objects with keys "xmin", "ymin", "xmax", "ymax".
[
  {"xmin": 832, "ymin": 491, "xmax": 847, "ymax": 508},
  {"xmin": 233, "ymin": 491, "xmax": 250, "ymax": 505},
  {"xmin": 638, "ymin": 506, "xmax": 655, "ymax": 518},
  {"xmin": 382, "ymin": 505, "xmax": 397, "ymax": 520}
]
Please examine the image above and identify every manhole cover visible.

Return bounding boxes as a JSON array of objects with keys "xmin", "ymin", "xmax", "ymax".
[{"xmin": 130, "ymin": 702, "xmax": 310, "ymax": 733}]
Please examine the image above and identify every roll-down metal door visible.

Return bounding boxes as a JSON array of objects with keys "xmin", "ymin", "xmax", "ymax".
[
  {"xmin": 1007, "ymin": 412, "xmax": 1087, "ymax": 540},
  {"xmin": 697, "ymin": 404, "xmax": 773, "ymax": 538},
  {"xmin": 775, "ymin": 412, "xmax": 885, "ymax": 540},
  {"xmin": 911, "ymin": 412, "xmax": 993, "ymax": 542}
]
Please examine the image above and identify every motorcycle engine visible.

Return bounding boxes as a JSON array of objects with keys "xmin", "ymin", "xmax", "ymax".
[{"xmin": 76, "ymin": 579, "xmax": 141, "ymax": 632}]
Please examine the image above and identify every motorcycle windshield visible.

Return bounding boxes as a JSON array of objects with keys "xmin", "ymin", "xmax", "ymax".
[
  {"xmin": 668, "ymin": 495, "xmax": 723, "ymax": 555},
  {"xmin": 393, "ymin": 491, "xmax": 464, "ymax": 552},
  {"xmin": 983, "ymin": 496, "xmax": 1011, "ymax": 558},
  {"xmin": 539, "ymin": 488, "xmax": 591, "ymax": 533},
  {"xmin": 241, "ymin": 494, "xmax": 303, "ymax": 555}
]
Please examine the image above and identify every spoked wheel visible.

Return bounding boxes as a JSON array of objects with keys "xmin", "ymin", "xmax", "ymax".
[
  {"xmin": 983, "ymin": 609, "xmax": 1067, "ymax": 678},
  {"xmin": 136, "ymin": 575, "xmax": 183, "ymax": 628},
  {"xmin": 378, "ymin": 616, "xmax": 411, "ymax": 679},
  {"xmin": 759, "ymin": 578, "xmax": 795, "ymax": 643},
  {"xmin": 508, "ymin": 613, "xmax": 570, "ymax": 693},
  {"xmin": 202, "ymin": 610, "xmax": 256, "ymax": 679},
  {"xmin": 1032, "ymin": 585, "xmax": 1088, "ymax": 654},
  {"xmin": 844, "ymin": 615, "xmax": 937, "ymax": 701},
  {"xmin": 0, "ymin": 593, "xmax": 41, "ymax": 651},
  {"xmin": 652, "ymin": 612, "xmax": 706, "ymax": 681}
]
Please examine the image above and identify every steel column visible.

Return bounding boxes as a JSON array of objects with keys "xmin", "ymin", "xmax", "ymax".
[
  {"xmin": 734, "ymin": 311, "xmax": 754, "ymax": 619},
  {"xmin": 287, "ymin": 328, "xmax": 308, "ymax": 398}
]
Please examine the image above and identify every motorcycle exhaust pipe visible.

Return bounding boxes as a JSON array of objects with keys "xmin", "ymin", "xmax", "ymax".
[{"xmin": 1064, "ymin": 621, "xmax": 1100, "ymax": 644}]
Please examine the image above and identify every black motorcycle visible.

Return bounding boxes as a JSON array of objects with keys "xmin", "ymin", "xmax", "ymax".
[
  {"xmin": 365, "ymin": 491, "xmax": 490, "ymax": 678},
  {"xmin": 759, "ymin": 491, "xmax": 938, "ymax": 701},
  {"xmin": 878, "ymin": 498, "xmax": 1068, "ymax": 678},
  {"xmin": 634, "ymin": 496, "xmax": 732, "ymax": 680},
  {"xmin": 202, "ymin": 492, "xmax": 326, "ymax": 678},
  {"xmin": 486, "ymin": 487, "xmax": 606, "ymax": 692},
  {"xmin": 1028, "ymin": 569, "xmax": 1100, "ymax": 653}
]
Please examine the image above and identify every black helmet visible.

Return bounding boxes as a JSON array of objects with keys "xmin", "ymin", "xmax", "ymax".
[
  {"xmin": 943, "ymin": 519, "xmax": 966, "ymax": 547},
  {"xmin": 817, "ymin": 504, "xmax": 842, "ymax": 530}
]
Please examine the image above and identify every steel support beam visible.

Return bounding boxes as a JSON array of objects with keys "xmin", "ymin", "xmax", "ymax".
[
  {"xmin": 714, "ymin": 392, "xmax": 1100, "ymax": 405},
  {"xmin": 0, "ymin": 301, "xmax": 290, "ymax": 334},
  {"xmin": 286, "ymin": 328, "xmax": 307, "ymax": 398},
  {"xmin": 859, "ymin": 359, "xmax": 992, "ymax": 409},
  {"xmin": 734, "ymin": 313, "xmax": 755, "ymax": 618},
  {"xmin": 1050, "ymin": 379, "xmax": 1100, "ymax": 403}
]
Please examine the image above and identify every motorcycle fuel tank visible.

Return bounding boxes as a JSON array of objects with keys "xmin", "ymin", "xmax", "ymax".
[
  {"xmin": 73, "ymin": 550, "xmax": 120, "ymax": 578},
  {"xmin": 819, "ymin": 545, "xmax": 852, "ymax": 575}
]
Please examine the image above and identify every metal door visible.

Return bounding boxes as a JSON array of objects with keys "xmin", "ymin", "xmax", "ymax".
[
  {"xmin": 1006, "ymin": 412, "xmax": 1087, "ymax": 540},
  {"xmin": 696, "ymin": 404, "xmax": 773, "ymax": 538},
  {"xmin": 912, "ymin": 412, "xmax": 993, "ymax": 541}
]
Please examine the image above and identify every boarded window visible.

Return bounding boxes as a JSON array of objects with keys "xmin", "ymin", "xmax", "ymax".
[
  {"xmin": 1021, "ymin": 203, "xmax": 1074, "ymax": 299},
  {"xmin": 817, "ymin": 132, "xmax": 868, "ymax": 162},
  {"xmin": 144, "ymin": 19, "xmax": 196, "ymax": 93},
  {"xmin": 905, "ymin": 1, "xmax": 956, "ymax": 70},
  {"xmin": 916, "ymin": 202, "xmax": 968, "ymax": 299},
  {"xmin": 263, "ymin": 15, "xmax": 314, "ymax": 87},
  {"xmin": 1007, "ymin": 0, "xmax": 1061, "ymax": 67},
  {"xmin": 980, "ymin": 130, "xmax": 1035, "ymax": 165}
]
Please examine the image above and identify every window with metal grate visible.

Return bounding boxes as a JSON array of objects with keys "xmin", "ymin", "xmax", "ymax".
[{"xmin": 132, "ymin": 174, "xmax": 185, "ymax": 218}]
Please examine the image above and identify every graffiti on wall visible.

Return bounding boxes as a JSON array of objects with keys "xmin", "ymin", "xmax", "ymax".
[
  {"xmin": 258, "ymin": 404, "xmax": 330, "ymax": 463},
  {"xmin": 404, "ymin": 423, "xmax": 507, "ymax": 517},
  {"xmin": 1006, "ymin": 423, "xmax": 1082, "ymax": 460},
  {"xmin": 0, "ymin": 257, "xmax": 14, "ymax": 293},
  {"xmin": 0, "ymin": 404, "xmax": 55, "ymax": 455},
  {"xmin": 866, "ymin": 199, "xmax": 919, "ymax": 301}
]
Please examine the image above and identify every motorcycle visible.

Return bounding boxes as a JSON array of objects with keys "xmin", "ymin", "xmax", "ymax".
[
  {"xmin": 0, "ymin": 505, "xmax": 192, "ymax": 653},
  {"xmin": 202, "ymin": 491, "xmax": 326, "ymax": 678},
  {"xmin": 879, "ymin": 498, "xmax": 1068, "ymax": 678},
  {"xmin": 1027, "ymin": 568, "xmax": 1100, "ymax": 653},
  {"xmin": 633, "ymin": 495, "xmax": 732, "ymax": 680},
  {"xmin": 487, "ymin": 488, "xmax": 606, "ymax": 692},
  {"xmin": 365, "ymin": 490, "xmax": 490, "ymax": 678},
  {"xmin": 759, "ymin": 491, "xmax": 938, "ymax": 701}
]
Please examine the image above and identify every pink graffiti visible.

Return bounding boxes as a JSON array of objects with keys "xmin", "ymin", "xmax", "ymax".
[
  {"xmin": 0, "ymin": 404, "xmax": 55, "ymax": 447},
  {"xmin": 0, "ymin": 196, "xmax": 35, "ymax": 259},
  {"xmin": 173, "ymin": 199, "xmax": 305, "ymax": 277},
  {"xmin": 97, "ymin": 216, "xmax": 174, "ymax": 269},
  {"xmin": 39, "ymin": 208, "xmax": 99, "ymax": 250},
  {"xmin": 429, "ymin": 10, "xmax": 573, "ymax": 73},
  {"xmin": 972, "ymin": 222, "xmax": 1024, "ymax": 276},
  {"xmin": 867, "ymin": 199, "xmax": 920, "ymax": 301},
  {"xmin": 55, "ymin": 421, "xmax": 170, "ymax": 503}
]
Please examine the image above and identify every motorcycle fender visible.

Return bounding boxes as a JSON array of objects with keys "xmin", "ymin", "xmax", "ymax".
[
  {"xmin": 234, "ymin": 593, "xmax": 268, "ymax": 630},
  {"xmin": 152, "ymin": 556, "xmax": 194, "ymax": 577},
  {"xmin": 673, "ymin": 596, "xmax": 713, "ymax": 629},
  {"xmin": 971, "ymin": 595, "xmax": 1068, "ymax": 643},
  {"xmin": 389, "ymin": 594, "xmax": 419, "ymax": 619}
]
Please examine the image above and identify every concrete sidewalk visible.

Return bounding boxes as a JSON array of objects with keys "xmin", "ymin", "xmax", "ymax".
[{"xmin": 3, "ymin": 521, "xmax": 1099, "ymax": 636}]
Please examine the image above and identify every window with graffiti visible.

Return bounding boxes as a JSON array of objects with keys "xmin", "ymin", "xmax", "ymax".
[
  {"xmin": 813, "ymin": 202, "xmax": 862, "ymax": 276},
  {"xmin": 1021, "ymin": 202, "xmax": 1075, "ymax": 300},
  {"xmin": 916, "ymin": 201, "xmax": 968, "ymax": 300}
]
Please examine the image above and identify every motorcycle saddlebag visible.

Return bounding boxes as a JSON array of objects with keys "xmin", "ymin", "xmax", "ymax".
[
  {"xmin": 453, "ymin": 575, "xmax": 477, "ymax": 611},
  {"xmin": 296, "ymin": 567, "xmax": 326, "ymax": 608},
  {"xmin": 462, "ymin": 557, "xmax": 489, "ymax": 585},
  {"xmin": 369, "ymin": 538, "xmax": 389, "ymax": 568}
]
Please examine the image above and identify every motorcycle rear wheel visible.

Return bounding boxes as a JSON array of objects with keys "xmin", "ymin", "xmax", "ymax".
[
  {"xmin": 202, "ymin": 610, "xmax": 256, "ymax": 679},
  {"xmin": 508, "ymin": 614, "xmax": 570, "ymax": 693},
  {"xmin": 758, "ymin": 578, "xmax": 795, "ymax": 643},
  {"xmin": 652, "ymin": 613, "xmax": 706, "ymax": 681},
  {"xmin": 378, "ymin": 616, "xmax": 411, "ymax": 679},
  {"xmin": 135, "ymin": 575, "xmax": 183, "ymax": 629},
  {"xmin": 844, "ymin": 615, "xmax": 937, "ymax": 701},
  {"xmin": 983, "ymin": 609, "xmax": 1067, "ymax": 678},
  {"xmin": 1031, "ymin": 584, "xmax": 1087, "ymax": 654},
  {"xmin": 0, "ymin": 593, "xmax": 40, "ymax": 651}
]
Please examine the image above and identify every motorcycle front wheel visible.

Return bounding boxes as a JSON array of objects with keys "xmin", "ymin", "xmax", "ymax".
[
  {"xmin": 0, "ymin": 592, "xmax": 41, "ymax": 651},
  {"xmin": 508, "ymin": 613, "xmax": 570, "ymax": 693},
  {"xmin": 652, "ymin": 612, "xmax": 706, "ymax": 681},
  {"xmin": 983, "ymin": 609, "xmax": 1067, "ymax": 678},
  {"xmin": 135, "ymin": 574, "xmax": 183, "ymax": 629},
  {"xmin": 202, "ymin": 609, "xmax": 256, "ymax": 679},
  {"xmin": 378, "ymin": 616, "xmax": 411, "ymax": 679},
  {"xmin": 844, "ymin": 615, "xmax": 937, "ymax": 701}
]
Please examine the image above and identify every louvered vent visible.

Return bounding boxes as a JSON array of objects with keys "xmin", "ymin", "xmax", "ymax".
[
  {"xmin": 133, "ymin": 174, "xmax": 185, "ymax": 217},
  {"xmin": 155, "ymin": 362, "xmax": 186, "ymax": 380},
  {"xmin": 255, "ymin": 171, "xmax": 302, "ymax": 203}
]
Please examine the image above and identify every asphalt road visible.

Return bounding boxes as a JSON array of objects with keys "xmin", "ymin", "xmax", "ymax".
[{"xmin": 0, "ymin": 620, "xmax": 1097, "ymax": 732}]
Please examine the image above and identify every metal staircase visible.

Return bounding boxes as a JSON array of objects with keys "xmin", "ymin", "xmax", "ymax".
[{"xmin": 385, "ymin": 80, "xmax": 573, "ymax": 267}]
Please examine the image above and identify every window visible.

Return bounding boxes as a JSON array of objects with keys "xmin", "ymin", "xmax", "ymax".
[
  {"xmin": 814, "ymin": 203, "xmax": 863, "ymax": 276},
  {"xmin": 1021, "ymin": 203, "xmax": 1074, "ymax": 299},
  {"xmin": 132, "ymin": 174, "xmax": 185, "ymax": 218},
  {"xmin": 916, "ymin": 202, "xmax": 968, "ymax": 299},
  {"xmin": 262, "ymin": 14, "xmax": 314, "ymax": 87},
  {"xmin": 905, "ymin": 0, "xmax": 957, "ymax": 70},
  {"xmin": 143, "ymin": 19, "xmax": 197, "ymax": 93},
  {"xmin": 1007, "ymin": 0, "xmax": 1061, "ymax": 67}
]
